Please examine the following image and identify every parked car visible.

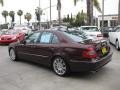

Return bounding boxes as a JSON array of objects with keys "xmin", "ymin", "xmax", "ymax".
[
  {"xmin": 109, "ymin": 26, "xmax": 120, "ymax": 50},
  {"xmin": 0, "ymin": 30, "xmax": 25, "ymax": 44},
  {"xmin": 65, "ymin": 29, "xmax": 95, "ymax": 41},
  {"xmin": 13, "ymin": 26, "xmax": 32, "ymax": 36},
  {"xmin": 100, "ymin": 27, "xmax": 114, "ymax": 37},
  {"xmin": 8, "ymin": 30, "xmax": 112, "ymax": 76},
  {"xmin": 79, "ymin": 26, "xmax": 103, "ymax": 40}
]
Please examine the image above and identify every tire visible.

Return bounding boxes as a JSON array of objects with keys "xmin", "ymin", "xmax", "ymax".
[
  {"xmin": 52, "ymin": 57, "xmax": 70, "ymax": 76},
  {"xmin": 9, "ymin": 48, "xmax": 17, "ymax": 61},
  {"xmin": 116, "ymin": 41, "xmax": 120, "ymax": 50}
]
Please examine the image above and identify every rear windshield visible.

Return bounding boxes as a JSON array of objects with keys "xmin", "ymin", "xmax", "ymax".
[
  {"xmin": 63, "ymin": 32, "xmax": 87, "ymax": 42},
  {"xmin": 81, "ymin": 27, "xmax": 99, "ymax": 32}
]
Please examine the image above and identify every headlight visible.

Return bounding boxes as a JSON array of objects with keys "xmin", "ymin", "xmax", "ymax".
[
  {"xmin": 0, "ymin": 38, "xmax": 1, "ymax": 40},
  {"xmin": 11, "ymin": 37, "xmax": 17, "ymax": 40}
]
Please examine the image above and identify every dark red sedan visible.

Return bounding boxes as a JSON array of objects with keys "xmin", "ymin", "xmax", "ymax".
[
  {"xmin": 8, "ymin": 30, "xmax": 113, "ymax": 76},
  {"xmin": 0, "ymin": 30, "xmax": 25, "ymax": 44}
]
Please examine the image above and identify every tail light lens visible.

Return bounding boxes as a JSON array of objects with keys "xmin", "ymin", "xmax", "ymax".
[
  {"xmin": 97, "ymin": 34, "xmax": 103, "ymax": 37},
  {"xmin": 82, "ymin": 47, "xmax": 97, "ymax": 59}
]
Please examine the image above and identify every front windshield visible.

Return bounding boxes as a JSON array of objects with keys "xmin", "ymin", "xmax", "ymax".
[{"xmin": 81, "ymin": 27, "xmax": 99, "ymax": 32}]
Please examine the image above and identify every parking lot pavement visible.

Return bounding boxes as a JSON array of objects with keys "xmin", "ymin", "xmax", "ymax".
[{"xmin": 0, "ymin": 45, "xmax": 120, "ymax": 90}]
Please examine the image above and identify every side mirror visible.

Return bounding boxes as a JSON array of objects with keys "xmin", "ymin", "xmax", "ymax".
[
  {"xmin": 21, "ymin": 40, "xmax": 26, "ymax": 45},
  {"xmin": 25, "ymin": 33, "xmax": 28, "ymax": 36}
]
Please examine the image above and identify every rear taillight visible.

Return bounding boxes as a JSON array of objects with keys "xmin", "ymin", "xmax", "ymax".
[
  {"xmin": 97, "ymin": 34, "xmax": 103, "ymax": 37},
  {"xmin": 82, "ymin": 47, "xmax": 97, "ymax": 59}
]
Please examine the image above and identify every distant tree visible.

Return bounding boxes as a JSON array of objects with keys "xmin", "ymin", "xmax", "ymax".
[
  {"xmin": 2, "ymin": 10, "xmax": 8, "ymax": 23},
  {"xmin": 24, "ymin": 13, "xmax": 32, "ymax": 25},
  {"xmin": 9, "ymin": 11, "xmax": 15, "ymax": 23},
  {"xmin": 0, "ymin": 0, "xmax": 3, "ymax": 6},
  {"xmin": 63, "ymin": 17, "xmax": 67, "ymax": 22},
  {"xmin": 17, "ymin": 10, "xmax": 23, "ymax": 25},
  {"xmin": 73, "ymin": 0, "xmax": 101, "ymax": 25},
  {"xmin": 74, "ymin": 11, "xmax": 86, "ymax": 27}
]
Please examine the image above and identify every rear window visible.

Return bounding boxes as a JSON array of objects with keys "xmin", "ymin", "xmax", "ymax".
[{"xmin": 63, "ymin": 32, "xmax": 84, "ymax": 42}]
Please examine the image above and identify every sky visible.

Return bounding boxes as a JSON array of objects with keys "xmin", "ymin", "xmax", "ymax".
[{"xmin": 0, "ymin": 0, "xmax": 119, "ymax": 24}]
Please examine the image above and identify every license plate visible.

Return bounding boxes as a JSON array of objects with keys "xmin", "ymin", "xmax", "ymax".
[{"xmin": 102, "ymin": 47, "xmax": 107, "ymax": 54}]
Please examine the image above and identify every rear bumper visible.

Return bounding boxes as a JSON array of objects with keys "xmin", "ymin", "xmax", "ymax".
[{"xmin": 69, "ymin": 52, "xmax": 113, "ymax": 72}]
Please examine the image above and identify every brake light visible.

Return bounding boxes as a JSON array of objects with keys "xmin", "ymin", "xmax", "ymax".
[
  {"xmin": 97, "ymin": 34, "xmax": 103, "ymax": 37},
  {"xmin": 82, "ymin": 47, "xmax": 97, "ymax": 59}
]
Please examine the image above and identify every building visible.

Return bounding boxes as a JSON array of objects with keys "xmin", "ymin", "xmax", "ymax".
[{"xmin": 98, "ymin": 14, "xmax": 118, "ymax": 29}]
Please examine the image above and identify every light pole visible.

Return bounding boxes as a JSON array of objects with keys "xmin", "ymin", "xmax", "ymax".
[
  {"xmin": 102, "ymin": 0, "xmax": 104, "ymax": 30},
  {"xmin": 39, "ymin": 0, "xmax": 41, "ymax": 30},
  {"xmin": 50, "ymin": 0, "xmax": 52, "ymax": 28}
]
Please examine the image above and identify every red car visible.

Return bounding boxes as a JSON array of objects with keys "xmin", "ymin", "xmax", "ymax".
[
  {"xmin": 8, "ymin": 30, "xmax": 113, "ymax": 76},
  {"xmin": 0, "ymin": 30, "xmax": 25, "ymax": 44}
]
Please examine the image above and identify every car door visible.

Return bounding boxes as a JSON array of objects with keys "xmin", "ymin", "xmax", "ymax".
[
  {"xmin": 116, "ymin": 28, "xmax": 120, "ymax": 45},
  {"xmin": 16, "ymin": 32, "xmax": 41, "ymax": 61},
  {"xmin": 32, "ymin": 32, "xmax": 60, "ymax": 66},
  {"xmin": 112, "ymin": 27, "xmax": 120, "ymax": 44}
]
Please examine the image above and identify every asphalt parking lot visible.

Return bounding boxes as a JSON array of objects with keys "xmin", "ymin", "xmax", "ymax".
[{"xmin": 0, "ymin": 45, "xmax": 120, "ymax": 90}]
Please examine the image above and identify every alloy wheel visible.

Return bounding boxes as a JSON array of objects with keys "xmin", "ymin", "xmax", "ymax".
[{"xmin": 53, "ymin": 57, "xmax": 68, "ymax": 76}]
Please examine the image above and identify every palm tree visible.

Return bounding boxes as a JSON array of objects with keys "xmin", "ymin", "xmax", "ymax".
[
  {"xmin": 74, "ymin": 0, "xmax": 101, "ymax": 25},
  {"xmin": 17, "ymin": 10, "xmax": 23, "ymax": 25},
  {"xmin": 9, "ymin": 11, "xmax": 15, "ymax": 23},
  {"xmin": 118, "ymin": 0, "xmax": 120, "ymax": 25},
  {"xmin": 24, "ymin": 13, "xmax": 32, "ymax": 25},
  {"xmin": 0, "ymin": 0, "xmax": 3, "ymax": 6},
  {"xmin": 2, "ymin": 10, "xmax": 8, "ymax": 23}
]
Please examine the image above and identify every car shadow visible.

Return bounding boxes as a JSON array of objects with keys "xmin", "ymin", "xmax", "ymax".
[
  {"xmin": 67, "ymin": 66, "xmax": 111, "ymax": 80},
  {"xmin": 16, "ymin": 59, "xmax": 111, "ymax": 80}
]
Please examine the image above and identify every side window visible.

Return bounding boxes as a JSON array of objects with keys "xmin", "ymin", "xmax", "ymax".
[
  {"xmin": 40, "ymin": 32, "xmax": 53, "ymax": 44},
  {"xmin": 51, "ymin": 34, "xmax": 59, "ymax": 44},
  {"xmin": 26, "ymin": 32, "xmax": 40, "ymax": 43}
]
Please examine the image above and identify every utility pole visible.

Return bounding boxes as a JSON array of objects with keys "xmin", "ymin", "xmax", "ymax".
[
  {"xmin": 39, "ymin": 0, "xmax": 41, "ymax": 30},
  {"xmin": 50, "ymin": 0, "xmax": 52, "ymax": 28},
  {"xmin": 102, "ymin": 0, "xmax": 104, "ymax": 29},
  {"xmin": 118, "ymin": 0, "xmax": 120, "ymax": 25}
]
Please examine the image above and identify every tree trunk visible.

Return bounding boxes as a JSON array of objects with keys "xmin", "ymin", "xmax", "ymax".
[
  {"xmin": 57, "ymin": 0, "xmax": 61, "ymax": 26},
  {"xmin": 5, "ymin": 17, "xmax": 7, "ymax": 24},
  {"xmin": 118, "ymin": 0, "xmax": 120, "ymax": 25},
  {"xmin": 86, "ymin": 0, "xmax": 93, "ymax": 25},
  {"xmin": 28, "ymin": 21, "xmax": 29, "ymax": 26},
  {"xmin": 20, "ymin": 16, "xmax": 21, "ymax": 25},
  {"xmin": 58, "ymin": 8, "xmax": 61, "ymax": 26}
]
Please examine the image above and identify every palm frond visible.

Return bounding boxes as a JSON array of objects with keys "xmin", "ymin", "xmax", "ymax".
[
  {"xmin": 93, "ymin": 0, "xmax": 101, "ymax": 12},
  {"xmin": 0, "ymin": 0, "xmax": 3, "ymax": 6}
]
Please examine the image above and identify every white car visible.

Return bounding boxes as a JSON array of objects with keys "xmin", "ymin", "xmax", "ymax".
[
  {"xmin": 109, "ymin": 26, "xmax": 120, "ymax": 50},
  {"xmin": 79, "ymin": 26, "xmax": 103, "ymax": 40}
]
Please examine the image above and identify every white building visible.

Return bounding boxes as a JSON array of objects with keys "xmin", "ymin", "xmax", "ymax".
[{"xmin": 98, "ymin": 14, "xmax": 118, "ymax": 29}]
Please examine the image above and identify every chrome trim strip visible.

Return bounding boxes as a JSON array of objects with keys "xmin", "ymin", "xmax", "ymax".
[{"xmin": 18, "ymin": 52, "xmax": 48, "ymax": 58}]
